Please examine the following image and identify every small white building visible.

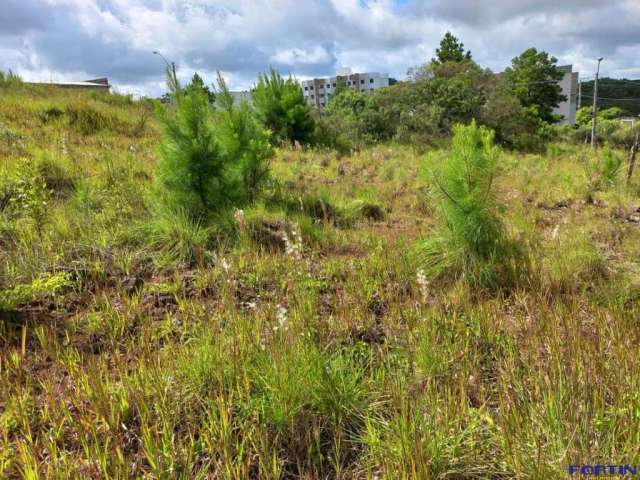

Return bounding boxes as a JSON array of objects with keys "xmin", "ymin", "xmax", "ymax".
[
  {"xmin": 300, "ymin": 68, "xmax": 390, "ymax": 108},
  {"xmin": 553, "ymin": 65, "xmax": 579, "ymax": 126}
]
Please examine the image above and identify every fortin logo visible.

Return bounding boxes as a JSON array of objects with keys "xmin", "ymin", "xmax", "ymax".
[{"xmin": 569, "ymin": 465, "xmax": 640, "ymax": 477}]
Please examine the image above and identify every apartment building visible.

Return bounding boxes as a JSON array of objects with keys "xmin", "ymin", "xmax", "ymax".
[
  {"xmin": 553, "ymin": 65, "xmax": 579, "ymax": 125},
  {"xmin": 301, "ymin": 69, "xmax": 390, "ymax": 108}
]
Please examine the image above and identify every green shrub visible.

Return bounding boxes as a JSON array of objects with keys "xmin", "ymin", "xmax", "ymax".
[
  {"xmin": 39, "ymin": 106, "xmax": 64, "ymax": 124},
  {"xmin": 66, "ymin": 102, "xmax": 112, "ymax": 135},
  {"xmin": 4, "ymin": 159, "xmax": 50, "ymax": 231},
  {"xmin": 417, "ymin": 121, "xmax": 528, "ymax": 290},
  {"xmin": 479, "ymin": 79, "xmax": 549, "ymax": 152},
  {"xmin": 0, "ymin": 125, "xmax": 28, "ymax": 157},
  {"xmin": 316, "ymin": 89, "xmax": 385, "ymax": 151},
  {"xmin": 314, "ymin": 111, "xmax": 362, "ymax": 153},
  {"xmin": 33, "ymin": 151, "xmax": 78, "ymax": 197},
  {"xmin": 90, "ymin": 91, "xmax": 134, "ymax": 107},
  {"xmin": 608, "ymin": 123, "xmax": 640, "ymax": 149},
  {"xmin": 145, "ymin": 204, "xmax": 214, "ymax": 266},
  {"xmin": 301, "ymin": 193, "xmax": 339, "ymax": 223}
]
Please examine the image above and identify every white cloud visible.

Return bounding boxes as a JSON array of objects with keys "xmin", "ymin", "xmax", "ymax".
[
  {"xmin": 271, "ymin": 46, "xmax": 331, "ymax": 65},
  {"xmin": 1, "ymin": 0, "xmax": 638, "ymax": 97}
]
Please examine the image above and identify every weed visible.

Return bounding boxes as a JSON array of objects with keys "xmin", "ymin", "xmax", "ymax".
[
  {"xmin": 0, "ymin": 272, "xmax": 71, "ymax": 310},
  {"xmin": 145, "ymin": 204, "xmax": 213, "ymax": 267}
]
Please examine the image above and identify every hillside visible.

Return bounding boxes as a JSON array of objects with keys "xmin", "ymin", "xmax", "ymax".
[
  {"xmin": 2, "ymin": 84, "xmax": 640, "ymax": 478},
  {"xmin": 580, "ymin": 78, "xmax": 640, "ymax": 116}
]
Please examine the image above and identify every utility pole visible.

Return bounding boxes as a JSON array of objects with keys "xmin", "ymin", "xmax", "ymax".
[
  {"xmin": 591, "ymin": 57, "xmax": 603, "ymax": 149},
  {"xmin": 628, "ymin": 132, "xmax": 639, "ymax": 184}
]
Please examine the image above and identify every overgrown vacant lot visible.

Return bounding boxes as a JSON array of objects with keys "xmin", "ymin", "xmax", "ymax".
[{"xmin": 2, "ymin": 86, "xmax": 640, "ymax": 479}]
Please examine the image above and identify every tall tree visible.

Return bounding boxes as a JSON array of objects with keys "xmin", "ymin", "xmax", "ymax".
[
  {"xmin": 504, "ymin": 48, "xmax": 566, "ymax": 124},
  {"xmin": 432, "ymin": 32, "xmax": 472, "ymax": 65}
]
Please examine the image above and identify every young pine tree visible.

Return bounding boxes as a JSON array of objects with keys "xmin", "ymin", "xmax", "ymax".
[
  {"xmin": 214, "ymin": 74, "xmax": 273, "ymax": 203},
  {"xmin": 419, "ymin": 121, "xmax": 528, "ymax": 290},
  {"xmin": 155, "ymin": 68, "xmax": 237, "ymax": 220},
  {"xmin": 252, "ymin": 68, "xmax": 315, "ymax": 145},
  {"xmin": 183, "ymin": 72, "xmax": 216, "ymax": 104}
]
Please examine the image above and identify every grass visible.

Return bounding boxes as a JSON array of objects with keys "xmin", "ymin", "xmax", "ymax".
[{"xmin": 1, "ymin": 84, "xmax": 640, "ymax": 478}]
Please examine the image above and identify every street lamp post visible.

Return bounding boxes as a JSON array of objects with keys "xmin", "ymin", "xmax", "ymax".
[{"xmin": 152, "ymin": 50, "xmax": 177, "ymax": 83}]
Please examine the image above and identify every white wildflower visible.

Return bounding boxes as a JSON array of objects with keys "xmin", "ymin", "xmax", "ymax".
[
  {"xmin": 275, "ymin": 304, "xmax": 289, "ymax": 331},
  {"xmin": 233, "ymin": 209, "xmax": 245, "ymax": 229},
  {"xmin": 416, "ymin": 268, "xmax": 430, "ymax": 303},
  {"xmin": 221, "ymin": 257, "xmax": 230, "ymax": 273},
  {"xmin": 283, "ymin": 224, "xmax": 303, "ymax": 260}
]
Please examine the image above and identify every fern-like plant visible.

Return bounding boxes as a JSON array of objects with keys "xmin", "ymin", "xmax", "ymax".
[{"xmin": 419, "ymin": 121, "xmax": 527, "ymax": 290}]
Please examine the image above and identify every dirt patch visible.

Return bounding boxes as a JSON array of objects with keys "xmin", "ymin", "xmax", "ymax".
[
  {"xmin": 139, "ymin": 291, "xmax": 178, "ymax": 320},
  {"xmin": 609, "ymin": 205, "xmax": 640, "ymax": 225},
  {"xmin": 536, "ymin": 198, "xmax": 573, "ymax": 210},
  {"xmin": 359, "ymin": 203, "xmax": 385, "ymax": 221},
  {"xmin": 249, "ymin": 219, "xmax": 288, "ymax": 251}
]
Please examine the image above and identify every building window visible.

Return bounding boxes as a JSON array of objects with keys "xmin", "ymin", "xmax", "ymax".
[
  {"xmin": 320, "ymin": 102, "xmax": 325, "ymax": 107},
  {"xmin": 310, "ymin": 94, "xmax": 314, "ymax": 99},
  {"xmin": 310, "ymin": 85, "xmax": 314, "ymax": 90},
  {"xmin": 332, "ymin": 83, "xmax": 336, "ymax": 87},
  {"xmin": 326, "ymin": 84, "xmax": 330, "ymax": 88},
  {"xmin": 304, "ymin": 86, "xmax": 308, "ymax": 91},
  {"xmin": 361, "ymin": 89, "xmax": 365, "ymax": 92},
  {"xmin": 320, "ymin": 93, "xmax": 324, "ymax": 98},
  {"xmin": 370, "ymin": 78, "xmax": 374, "ymax": 83},
  {"xmin": 360, "ymin": 79, "xmax": 364, "ymax": 84}
]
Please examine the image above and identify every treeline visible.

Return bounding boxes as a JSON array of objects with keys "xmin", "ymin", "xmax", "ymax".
[
  {"xmin": 580, "ymin": 78, "xmax": 640, "ymax": 116},
  {"xmin": 313, "ymin": 34, "xmax": 639, "ymax": 152},
  {"xmin": 166, "ymin": 32, "xmax": 572, "ymax": 155},
  {"xmin": 315, "ymin": 33, "xmax": 568, "ymax": 152}
]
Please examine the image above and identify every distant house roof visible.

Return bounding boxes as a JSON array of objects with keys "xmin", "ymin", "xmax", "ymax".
[{"xmin": 26, "ymin": 77, "xmax": 111, "ymax": 90}]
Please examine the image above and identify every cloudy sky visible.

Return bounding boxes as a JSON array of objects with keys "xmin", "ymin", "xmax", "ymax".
[{"xmin": 2, "ymin": 0, "xmax": 639, "ymax": 97}]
